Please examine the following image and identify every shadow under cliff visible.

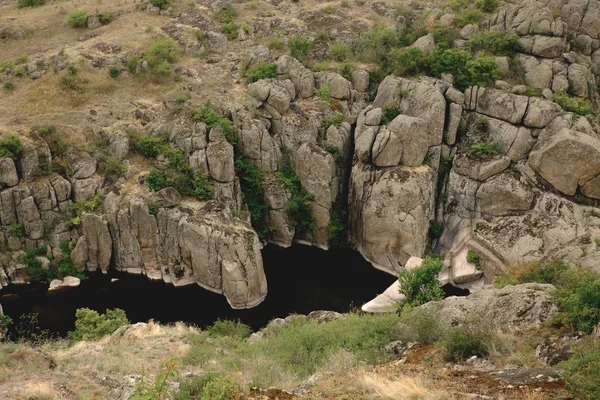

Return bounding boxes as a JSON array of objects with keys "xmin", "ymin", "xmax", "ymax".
[{"xmin": 0, "ymin": 244, "xmax": 396, "ymax": 335}]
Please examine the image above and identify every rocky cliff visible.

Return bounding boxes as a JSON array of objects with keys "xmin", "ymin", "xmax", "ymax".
[{"xmin": 2, "ymin": 0, "xmax": 600, "ymax": 307}]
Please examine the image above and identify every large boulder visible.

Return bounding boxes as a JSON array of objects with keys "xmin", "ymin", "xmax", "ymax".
[
  {"xmin": 349, "ymin": 164, "xmax": 436, "ymax": 274},
  {"xmin": 0, "ymin": 158, "xmax": 19, "ymax": 188},
  {"xmin": 528, "ymin": 128, "xmax": 600, "ymax": 196},
  {"xmin": 419, "ymin": 283, "xmax": 557, "ymax": 330}
]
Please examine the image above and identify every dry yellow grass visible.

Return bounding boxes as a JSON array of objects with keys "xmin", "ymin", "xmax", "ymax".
[{"xmin": 359, "ymin": 372, "xmax": 462, "ymax": 400}]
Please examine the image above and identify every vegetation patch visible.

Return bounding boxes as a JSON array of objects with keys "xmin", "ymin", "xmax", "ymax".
[
  {"xmin": 67, "ymin": 10, "xmax": 89, "ymax": 28},
  {"xmin": 466, "ymin": 250, "xmax": 481, "ymax": 270},
  {"xmin": 288, "ymin": 34, "xmax": 312, "ymax": 60},
  {"xmin": 234, "ymin": 156, "xmax": 271, "ymax": 238},
  {"xmin": 68, "ymin": 308, "xmax": 129, "ymax": 342},
  {"xmin": 189, "ymin": 101, "xmax": 236, "ymax": 145},
  {"xmin": 397, "ymin": 256, "xmax": 444, "ymax": 307},
  {"xmin": 470, "ymin": 141, "xmax": 503, "ymax": 157},
  {"xmin": 0, "ymin": 135, "xmax": 23, "ymax": 161},
  {"xmin": 144, "ymin": 38, "xmax": 181, "ymax": 75},
  {"xmin": 243, "ymin": 61, "xmax": 277, "ymax": 83},
  {"xmin": 380, "ymin": 103, "xmax": 401, "ymax": 125},
  {"xmin": 468, "ymin": 31, "xmax": 521, "ymax": 56},
  {"xmin": 68, "ymin": 195, "xmax": 102, "ymax": 226},
  {"xmin": 554, "ymin": 90, "xmax": 595, "ymax": 116},
  {"xmin": 326, "ymin": 200, "xmax": 348, "ymax": 248},
  {"xmin": 17, "ymin": 0, "xmax": 44, "ymax": 8}
]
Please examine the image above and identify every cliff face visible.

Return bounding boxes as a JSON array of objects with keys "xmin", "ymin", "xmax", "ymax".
[{"xmin": 2, "ymin": 0, "xmax": 600, "ymax": 307}]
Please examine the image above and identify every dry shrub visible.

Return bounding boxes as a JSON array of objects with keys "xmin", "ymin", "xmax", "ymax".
[{"xmin": 359, "ymin": 372, "xmax": 457, "ymax": 399}]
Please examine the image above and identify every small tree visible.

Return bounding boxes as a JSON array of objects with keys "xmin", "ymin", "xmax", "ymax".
[
  {"xmin": 398, "ymin": 256, "xmax": 444, "ymax": 307},
  {"xmin": 67, "ymin": 10, "xmax": 89, "ymax": 28},
  {"xmin": 68, "ymin": 308, "xmax": 129, "ymax": 342},
  {"xmin": 289, "ymin": 34, "xmax": 312, "ymax": 60}
]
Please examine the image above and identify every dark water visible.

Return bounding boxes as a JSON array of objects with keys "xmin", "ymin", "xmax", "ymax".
[{"xmin": 0, "ymin": 244, "xmax": 396, "ymax": 335}]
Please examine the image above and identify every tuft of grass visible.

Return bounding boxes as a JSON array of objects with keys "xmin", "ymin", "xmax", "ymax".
[
  {"xmin": 243, "ymin": 61, "xmax": 277, "ymax": 83},
  {"xmin": 470, "ymin": 141, "xmax": 503, "ymax": 157}
]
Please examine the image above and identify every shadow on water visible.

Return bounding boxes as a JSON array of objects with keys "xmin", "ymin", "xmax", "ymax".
[{"xmin": 0, "ymin": 244, "xmax": 396, "ymax": 335}]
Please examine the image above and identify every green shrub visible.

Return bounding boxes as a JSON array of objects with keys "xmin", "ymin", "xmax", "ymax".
[
  {"xmin": 128, "ymin": 131, "xmax": 164, "ymax": 158},
  {"xmin": 0, "ymin": 314, "xmax": 13, "ymax": 330},
  {"xmin": 476, "ymin": 0, "xmax": 499, "ymax": 12},
  {"xmin": 380, "ymin": 103, "xmax": 401, "ymax": 125},
  {"xmin": 464, "ymin": 55, "xmax": 501, "ymax": 88},
  {"xmin": 326, "ymin": 200, "xmax": 347, "ymax": 248},
  {"xmin": 388, "ymin": 47, "xmax": 428, "ymax": 76},
  {"xmin": 150, "ymin": 0, "xmax": 171, "ymax": 10},
  {"xmin": 98, "ymin": 11, "xmax": 113, "ymax": 24},
  {"xmin": 127, "ymin": 55, "xmax": 139, "ymax": 74},
  {"xmin": 555, "ymin": 277, "xmax": 600, "ymax": 333},
  {"xmin": 322, "ymin": 5, "xmax": 335, "ymax": 14},
  {"xmin": 148, "ymin": 204, "xmax": 160, "ymax": 215},
  {"xmin": 68, "ymin": 195, "xmax": 102, "ymax": 226},
  {"xmin": 8, "ymin": 223, "xmax": 25, "ymax": 237},
  {"xmin": 470, "ymin": 141, "xmax": 503, "ymax": 157},
  {"xmin": 428, "ymin": 220, "xmax": 444, "ymax": 240},
  {"xmin": 234, "ymin": 156, "xmax": 270, "ymax": 237},
  {"xmin": 189, "ymin": 101, "xmax": 236, "ymax": 145},
  {"xmin": 289, "ymin": 34, "xmax": 312, "ymax": 60},
  {"xmin": 207, "ymin": 319, "xmax": 251, "ymax": 339},
  {"xmin": 266, "ymin": 37, "xmax": 285, "ymax": 50},
  {"xmin": 67, "ymin": 10, "xmax": 89, "ymax": 28},
  {"xmin": 466, "ymin": 250, "xmax": 481, "ymax": 270},
  {"xmin": 68, "ymin": 308, "xmax": 129, "ymax": 342},
  {"xmin": 3, "ymin": 82, "xmax": 15, "ymax": 92},
  {"xmin": 59, "ymin": 75, "xmax": 79, "ymax": 91},
  {"xmin": 397, "ymin": 256, "xmax": 444, "ymax": 307},
  {"xmin": 17, "ymin": 0, "xmax": 44, "ymax": 8},
  {"xmin": 192, "ymin": 172, "xmax": 213, "ymax": 200},
  {"xmin": 221, "ymin": 22, "xmax": 239, "ymax": 40},
  {"xmin": 454, "ymin": 9, "xmax": 485, "ymax": 27},
  {"xmin": 441, "ymin": 326, "xmax": 488, "ymax": 362},
  {"xmin": 176, "ymin": 373, "xmax": 240, "ymax": 400},
  {"xmin": 215, "ymin": 4, "xmax": 237, "ymax": 23},
  {"xmin": 53, "ymin": 241, "xmax": 85, "ymax": 280},
  {"xmin": 100, "ymin": 156, "xmax": 127, "ymax": 183},
  {"xmin": 560, "ymin": 339, "xmax": 600, "ymax": 400},
  {"xmin": 315, "ymin": 80, "xmax": 331, "ymax": 103},
  {"xmin": 134, "ymin": 359, "xmax": 179, "ymax": 400},
  {"xmin": 354, "ymin": 24, "xmax": 399, "ymax": 63},
  {"xmin": 243, "ymin": 61, "xmax": 277, "ymax": 83},
  {"xmin": 109, "ymin": 66, "xmax": 121, "ymax": 78},
  {"xmin": 276, "ymin": 151, "xmax": 316, "ymax": 234},
  {"xmin": 468, "ymin": 31, "xmax": 521, "ymax": 56},
  {"xmin": 147, "ymin": 169, "xmax": 167, "ymax": 191},
  {"xmin": 0, "ymin": 135, "xmax": 23, "ymax": 160},
  {"xmin": 394, "ymin": 306, "xmax": 445, "ymax": 344},
  {"xmin": 328, "ymin": 42, "xmax": 351, "ymax": 62},
  {"xmin": 554, "ymin": 90, "xmax": 595, "ymax": 116},
  {"xmin": 474, "ymin": 117, "xmax": 489, "ymax": 131},
  {"xmin": 323, "ymin": 114, "xmax": 344, "ymax": 129},
  {"xmin": 431, "ymin": 24, "xmax": 458, "ymax": 50},
  {"xmin": 145, "ymin": 38, "xmax": 180, "ymax": 75}
]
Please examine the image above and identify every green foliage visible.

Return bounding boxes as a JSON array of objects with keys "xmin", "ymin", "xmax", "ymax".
[
  {"xmin": 323, "ymin": 114, "xmax": 344, "ymax": 129},
  {"xmin": 467, "ymin": 250, "xmax": 481, "ymax": 270},
  {"xmin": 100, "ymin": 156, "xmax": 127, "ymax": 183},
  {"xmin": 0, "ymin": 314, "xmax": 13, "ymax": 330},
  {"xmin": 8, "ymin": 223, "xmax": 25, "ymax": 237},
  {"xmin": 109, "ymin": 66, "xmax": 121, "ymax": 78},
  {"xmin": 354, "ymin": 24, "xmax": 399, "ymax": 63},
  {"xmin": 329, "ymin": 42, "xmax": 351, "ymax": 62},
  {"xmin": 440, "ymin": 325, "xmax": 488, "ymax": 362},
  {"xmin": 188, "ymin": 101, "xmax": 236, "ymax": 145},
  {"xmin": 191, "ymin": 172, "xmax": 213, "ymax": 200},
  {"xmin": 322, "ymin": 5, "xmax": 335, "ymax": 14},
  {"xmin": 243, "ymin": 61, "xmax": 277, "ymax": 83},
  {"xmin": 464, "ymin": 55, "xmax": 501, "ymax": 88},
  {"xmin": 276, "ymin": 151, "xmax": 316, "ymax": 234},
  {"xmin": 454, "ymin": 9, "xmax": 485, "ymax": 27},
  {"xmin": 380, "ymin": 103, "xmax": 400, "ymax": 125},
  {"xmin": 134, "ymin": 359, "xmax": 179, "ymax": 400},
  {"xmin": 147, "ymin": 169, "xmax": 167, "ymax": 191},
  {"xmin": 468, "ymin": 31, "xmax": 521, "ymax": 56},
  {"xmin": 554, "ymin": 91, "xmax": 595, "ymax": 116},
  {"xmin": 127, "ymin": 55, "xmax": 139, "ymax": 74},
  {"xmin": 221, "ymin": 22, "xmax": 239, "ymax": 41},
  {"xmin": 128, "ymin": 130, "xmax": 164, "ymax": 158},
  {"xmin": 397, "ymin": 256, "xmax": 444, "ymax": 307},
  {"xmin": 326, "ymin": 200, "xmax": 347, "ymax": 248},
  {"xmin": 148, "ymin": 204, "xmax": 160, "ymax": 216},
  {"xmin": 59, "ymin": 75, "xmax": 79, "ymax": 91},
  {"xmin": 560, "ymin": 339, "xmax": 600, "ymax": 400},
  {"xmin": 175, "ymin": 373, "xmax": 240, "ymax": 400},
  {"xmin": 3, "ymin": 82, "xmax": 15, "ymax": 92},
  {"xmin": 388, "ymin": 47, "xmax": 428, "ymax": 76},
  {"xmin": 428, "ymin": 220, "xmax": 444, "ymax": 240},
  {"xmin": 68, "ymin": 195, "xmax": 102, "ymax": 226},
  {"xmin": 266, "ymin": 37, "xmax": 285, "ymax": 50},
  {"xmin": 150, "ymin": 0, "xmax": 171, "ymax": 10},
  {"xmin": 431, "ymin": 25, "xmax": 458, "ymax": 50},
  {"xmin": 315, "ymin": 81, "xmax": 331, "ymax": 103},
  {"xmin": 325, "ymin": 145, "xmax": 344, "ymax": 165},
  {"xmin": 145, "ymin": 38, "xmax": 181, "ymax": 75},
  {"xmin": 0, "ymin": 135, "xmax": 23, "ymax": 160},
  {"xmin": 215, "ymin": 4, "xmax": 237, "ymax": 23},
  {"xmin": 495, "ymin": 260, "xmax": 600, "ymax": 333},
  {"xmin": 98, "ymin": 11, "xmax": 112, "ymax": 24},
  {"xmin": 288, "ymin": 34, "xmax": 312, "ymax": 60},
  {"xmin": 67, "ymin": 10, "xmax": 89, "ymax": 28},
  {"xmin": 470, "ymin": 141, "xmax": 503, "ymax": 157},
  {"xmin": 474, "ymin": 117, "xmax": 489, "ymax": 131},
  {"xmin": 234, "ymin": 156, "xmax": 270, "ymax": 237},
  {"xmin": 21, "ymin": 242, "xmax": 84, "ymax": 282},
  {"xmin": 394, "ymin": 306, "xmax": 445, "ymax": 344},
  {"xmin": 17, "ymin": 0, "xmax": 44, "ymax": 8},
  {"xmin": 207, "ymin": 319, "xmax": 251, "ymax": 339},
  {"xmin": 476, "ymin": 0, "xmax": 499, "ymax": 12},
  {"xmin": 68, "ymin": 308, "xmax": 129, "ymax": 342}
]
